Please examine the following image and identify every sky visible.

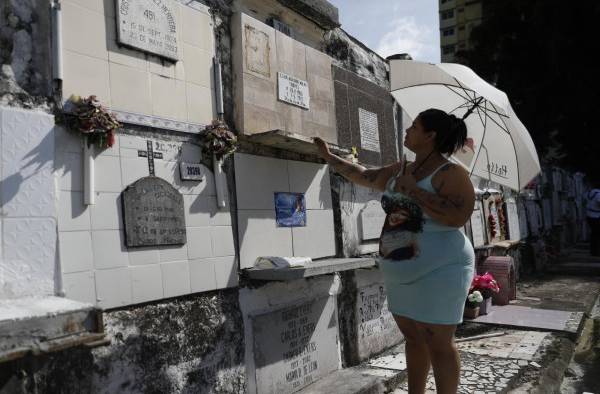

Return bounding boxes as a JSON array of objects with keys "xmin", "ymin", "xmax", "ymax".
[{"xmin": 327, "ymin": 0, "xmax": 440, "ymax": 64}]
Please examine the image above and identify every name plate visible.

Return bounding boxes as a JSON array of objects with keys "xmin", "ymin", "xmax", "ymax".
[
  {"xmin": 116, "ymin": 0, "xmax": 179, "ymax": 61},
  {"xmin": 278, "ymin": 72, "xmax": 310, "ymax": 109},
  {"xmin": 179, "ymin": 162, "xmax": 204, "ymax": 181}
]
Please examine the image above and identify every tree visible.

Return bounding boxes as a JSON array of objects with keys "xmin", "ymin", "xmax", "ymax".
[{"xmin": 458, "ymin": 0, "xmax": 600, "ymax": 172}]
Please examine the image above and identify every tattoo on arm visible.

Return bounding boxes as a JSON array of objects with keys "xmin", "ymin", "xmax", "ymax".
[{"xmin": 407, "ymin": 187, "xmax": 465, "ymax": 215}]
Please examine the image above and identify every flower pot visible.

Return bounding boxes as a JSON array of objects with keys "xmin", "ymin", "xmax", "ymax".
[
  {"xmin": 463, "ymin": 306, "xmax": 480, "ymax": 319},
  {"xmin": 479, "ymin": 297, "xmax": 493, "ymax": 315}
]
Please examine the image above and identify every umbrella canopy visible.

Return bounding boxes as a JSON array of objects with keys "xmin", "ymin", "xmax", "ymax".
[{"xmin": 389, "ymin": 60, "xmax": 540, "ymax": 191}]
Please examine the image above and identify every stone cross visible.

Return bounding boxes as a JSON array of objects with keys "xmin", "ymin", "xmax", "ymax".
[{"xmin": 138, "ymin": 140, "xmax": 163, "ymax": 175}]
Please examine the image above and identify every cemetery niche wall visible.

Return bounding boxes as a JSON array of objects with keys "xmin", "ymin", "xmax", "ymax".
[{"xmin": 56, "ymin": 0, "xmax": 237, "ymax": 310}]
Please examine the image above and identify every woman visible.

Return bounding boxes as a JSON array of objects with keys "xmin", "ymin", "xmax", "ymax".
[{"xmin": 314, "ymin": 108, "xmax": 475, "ymax": 394}]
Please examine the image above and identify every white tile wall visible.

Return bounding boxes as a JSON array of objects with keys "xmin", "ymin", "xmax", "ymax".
[
  {"xmin": 120, "ymin": 157, "xmax": 150, "ymax": 187},
  {"xmin": 62, "ymin": 2, "xmax": 108, "ymax": 60},
  {"xmin": 90, "ymin": 192, "xmax": 122, "ymax": 230},
  {"xmin": 189, "ymin": 258, "xmax": 217, "ymax": 293},
  {"xmin": 187, "ymin": 227, "xmax": 213, "ymax": 259},
  {"xmin": 94, "ymin": 155, "xmax": 123, "ymax": 192},
  {"xmin": 288, "ymin": 160, "xmax": 333, "ymax": 209},
  {"xmin": 213, "ymin": 256, "xmax": 238, "ymax": 288},
  {"xmin": 237, "ymin": 210, "xmax": 293, "ymax": 269},
  {"xmin": 151, "ymin": 74, "xmax": 187, "ymax": 120},
  {"xmin": 131, "ymin": 265, "xmax": 164, "ymax": 304},
  {"xmin": 109, "ymin": 63, "xmax": 152, "ymax": 115},
  {"xmin": 92, "ymin": 230, "xmax": 128, "ymax": 269},
  {"xmin": 95, "ymin": 268, "xmax": 132, "ymax": 308},
  {"xmin": 161, "ymin": 261, "xmax": 191, "ymax": 298},
  {"xmin": 291, "ymin": 210, "xmax": 336, "ymax": 258},
  {"xmin": 211, "ymin": 226, "xmax": 235, "ymax": 257},
  {"xmin": 59, "ymin": 231, "xmax": 94, "ymax": 273},
  {"xmin": 234, "ymin": 153, "xmax": 289, "ymax": 209},
  {"xmin": 128, "ymin": 246, "xmax": 161, "ymax": 266},
  {"xmin": 55, "ymin": 125, "xmax": 83, "ymax": 154},
  {"xmin": 58, "ymin": 191, "xmax": 91, "ymax": 232},
  {"xmin": 184, "ymin": 195, "xmax": 211, "ymax": 227},
  {"xmin": 183, "ymin": 43, "xmax": 213, "ymax": 88},
  {"xmin": 62, "ymin": 271, "xmax": 96, "ymax": 304},
  {"xmin": 159, "ymin": 244, "xmax": 189, "ymax": 263},
  {"xmin": 57, "ymin": 152, "xmax": 83, "ymax": 191},
  {"xmin": 62, "ymin": 50, "xmax": 111, "ymax": 106}
]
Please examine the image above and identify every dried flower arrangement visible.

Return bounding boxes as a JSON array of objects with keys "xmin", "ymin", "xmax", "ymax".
[{"xmin": 201, "ymin": 120, "xmax": 237, "ymax": 161}]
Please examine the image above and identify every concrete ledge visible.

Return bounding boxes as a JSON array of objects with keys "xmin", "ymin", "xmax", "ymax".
[
  {"xmin": 239, "ymin": 129, "xmax": 350, "ymax": 157},
  {"xmin": 0, "ymin": 296, "xmax": 105, "ymax": 362},
  {"xmin": 297, "ymin": 364, "xmax": 405, "ymax": 394},
  {"xmin": 243, "ymin": 257, "xmax": 377, "ymax": 280},
  {"xmin": 275, "ymin": 0, "xmax": 340, "ymax": 29}
]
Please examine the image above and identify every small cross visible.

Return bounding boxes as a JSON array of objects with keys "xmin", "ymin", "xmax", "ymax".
[{"xmin": 138, "ymin": 140, "xmax": 163, "ymax": 176}]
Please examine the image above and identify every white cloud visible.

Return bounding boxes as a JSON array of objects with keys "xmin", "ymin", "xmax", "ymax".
[{"xmin": 375, "ymin": 16, "xmax": 438, "ymax": 63}]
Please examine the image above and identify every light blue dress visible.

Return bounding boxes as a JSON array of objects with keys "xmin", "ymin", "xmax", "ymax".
[{"xmin": 377, "ymin": 163, "xmax": 475, "ymax": 325}]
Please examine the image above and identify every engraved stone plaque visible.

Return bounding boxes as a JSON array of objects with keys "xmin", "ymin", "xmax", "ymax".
[
  {"xmin": 122, "ymin": 176, "xmax": 186, "ymax": 247},
  {"xmin": 252, "ymin": 297, "xmax": 340, "ymax": 393},
  {"xmin": 244, "ymin": 24, "xmax": 270, "ymax": 77},
  {"xmin": 356, "ymin": 284, "xmax": 398, "ymax": 360},
  {"xmin": 278, "ymin": 72, "xmax": 310, "ymax": 109},
  {"xmin": 470, "ymin": 201, "xmax": 486, "ymax": 247},
  {"xmin": 358, "ymin": 108, "xmax": 380, "ymax": 153},
  {"xmin": 116, "ymin": 0, "xmax": 179, "ymax": 61}
]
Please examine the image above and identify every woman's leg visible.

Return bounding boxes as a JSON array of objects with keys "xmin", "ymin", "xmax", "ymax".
[
  {"xmin": 393, "ymin": 315, "xmax": 431, "ymax": 393},
  {"xmin": 418, "ymin": 321, "xmax": 460, "ymax": 394}
]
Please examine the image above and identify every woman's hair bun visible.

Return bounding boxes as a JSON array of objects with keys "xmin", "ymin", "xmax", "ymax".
[{"xmin": 418, "ymin": 109, "xmax": 468, "ymax": 155}]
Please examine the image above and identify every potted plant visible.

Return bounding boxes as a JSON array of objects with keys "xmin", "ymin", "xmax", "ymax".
[
  {"xmin": 470, "ymin": 272, "xmax": 500, "ymax": 315},
  {"xmin": 464, "ymin": 290, "xmax": 483, "ymax": 319}
]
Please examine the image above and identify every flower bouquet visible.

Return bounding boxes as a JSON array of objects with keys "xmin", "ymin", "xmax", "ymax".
[
  {"xmin": 470, "ymin": 272, "xmax": 500, "ymax": 314},
  {"xmin": 59, "ymin": 95, "xmax": 121, "ymax": 149},
  {"xmin": 201, "ymin": 120, "xmax": 237, "ymax": 161},
  {"xmin": 464, "ymin": 290, "xmax": 483, "ymax": 319}
]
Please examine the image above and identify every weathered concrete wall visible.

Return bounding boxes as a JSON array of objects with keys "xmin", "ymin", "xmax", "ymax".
[
  {"xmin": 0, "ymin": 0, "xmax": 53, "ymax": 109},
  {"xmin": 0, "ymin": 289, "xmax": 245, "ymax": 394}
]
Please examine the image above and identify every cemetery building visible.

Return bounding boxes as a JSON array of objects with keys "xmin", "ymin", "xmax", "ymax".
[{"xmin": 0, "ymin": 0, "xmax": 591, "ymax": 393}]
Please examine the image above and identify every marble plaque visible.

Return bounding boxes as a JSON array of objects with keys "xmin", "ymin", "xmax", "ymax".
[
  {"xmin": 358, "ymin": 108, "xmax": 380, "ymax": 153},
  {"xmin": 122, "ymin": 176, "xmax": 186, "ymax": 247},
  {"xmin": 245, "ymin": 24, "xmax": 271, "ymax": 77},
  {"xmin": 356, "ymin": 284, "xmax": 398, "ymax": 360},
  {"xmin": 116, "ymin": 0, "xmax": 179, "ymax": 61},
  {"xmin": 278, "ymin": 72, "xmax": 310, "ymax": 109},
  {"xmin": 506, "ymin": 200, "xmax": 521, "ymax": 240},
  {"xmin": 179, "ymin": 162, "xmax": 204, "ymax": 181},
  {"xmin": 359, "ymin": 201, "xmax": 386, "ymax": 241},
  {"xmin": 252, "ymin": 297, "xmax": 339, "ymax": 393},
  {"xmin": 470, "ymin": 204, "xmax": 486, "ymax": 247}
]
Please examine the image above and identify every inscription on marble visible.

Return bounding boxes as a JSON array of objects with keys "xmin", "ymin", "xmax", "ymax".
[
  {"xmin": 506, "ymin": 200, "xmax": 520, "ymax": 240},
  {"xmin": 358, "ymin": 108, "xmax": 380, "ymax": 153},
  {"xmin": 252, "ymin": 297, "xmax": 339, "ymax": 393},
  {"xmin": 359, "ymin": 201, "xmax": 386, "ymax": 240},
  {"xmin": 122, "ymin": 176, "xmax": 186, "ymax": 247},
  {"xmin": 117, "ymin": 0, "xmax": 179, "ymax": 61},
  {"xmin": 278, "ymin": 72, "xmax": 310, "ymax": 109},
  {"xmin": 244, "ymin": 24, "xmax": 270, "ymax": 77},
  {"xmin": 356, "ymin": 285, "xmax": 397, "ymax": 359},
  {"xmin": 470, "ymin": 201, "xmax": 486, "ymax": 247}
]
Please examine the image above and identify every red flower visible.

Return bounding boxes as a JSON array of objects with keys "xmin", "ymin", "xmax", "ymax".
[{"xmin": 470, "ymin": 272, "xmax": 500, "ymax": 298}]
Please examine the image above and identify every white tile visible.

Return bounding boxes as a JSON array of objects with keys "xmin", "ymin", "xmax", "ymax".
[
  {"xmin": 186, "ymin": 82, "xmax": 214, "ymax": 125},
  {"xmin": 161, "ymin": 261, "xmax": 191, "ymax": 298},
  {"xmin": 1, "ymin": 108, "xmax": 55, "ymax": 217},
  {"xmin": 63, "ymin": 50, "xmax": 111, "ymax": 106},
  {"xmin": 120, "ymin": 156, "xmax": 150, "ymax": 187},
  {"xmin": 55, "ymin": 125, "xmax": 83, "ymax": 153},
  {"xmin": 92, "ymin": 230, "xmax": 128, "ymax": 269},
  {"xmin": 62, "ymin": 271, "xmax": 96, "ymax": 304},
  {"xmin": 128, "ymin": 246, "xmax": 161, "ymax": 266},
  {"xmin": 211, "ymin": 226, "xmax": 235, "ymax": 257},
  {"xmin": 213, "ymin": 256, "xmax": 238, "ymax": 289},
  {"xmin": 288, "ymin": 160, "xmax": 333, "ymax": 209},
  {"xmin": 59, "ymin": 231, "xmax": 94, "ymax": 273},
  {"xmin": 62, "ymin": 1, "xmax": 108, "ymax": 60},
  {"xmin": 56, "ymin": 151, "xmax": 83, "ymax": 191},
  {"xmin": 187, "ymin": 227, "xmax": 212, "ymax": 259},
  {"xmin": 180, "ymin": 143, "xmax": 203, "ymax": 162},
  {"xmin": 95, "ymin": 268, "xmax": 132, "ymax": 309},
  {"xmin": 148, "ymin": 56, "xmax": 176, "ymax": 78},
  {"xmin": 109, "ymin": 63, "xmax": 152, "ymax": 115},
  {"xmin": 159, "ymin": 244, "xmax": 189, "ymax": 262},
  {"xmin": 208, "ymin": 197, "xmax": 232, "ymax": 226},
  {"xmin": 108, "ymin": 39, "xmax": 148, "ymax": 71},
  {"xmin": 183, "ymin": 43, "xmax": 213, "ymax": 88},
  {"xmin": 93, "ymin": 132, "xmax": 120, "ymax": 157},
  {"xmin": 151, "ymin": 74, "xmax": 187, "ymax": 121},
  {"xmin": 131, "ymin": 265, "xmax": 163, "ymax": 304},
  {"xmin": 94, "ymin": 155, "xmax": 122, "ymax": 192},
  {"xmin": 234, "ymin": 153, "xmax": 289, "ymax": 209},
  {"xmin": 189, "ymin": 258, "xmax": 217, "ymax": 293},
  {"xmin": 181, "ymin": 6, "xmax": 213, "ymax": 51},
  {"xmin": 2, "ymin": 218, "xmax": 57, "ymax": 297},
  {"xmin": 63, "ymin": 0, "xmax": 111, "ymax": 16},
  {"xmin": 153, "ymin": 159, "xmax": 178, "ymax": 185},
  {"xmin": 90, "ymin": 192, "xmax": 122, "ymax": 230},
  {"xmin": 291, "ymin": 210, "xmax": 336, "ymax": 258},
  {"xmin": 184, "ymin": 195, "xmax": 211, "ymax": 227},
  {"xmin": 237, "ymin": 210, "xmax": 293, "ymax": 269},
  {"xmin": 119, "ymin": 134, "xmax": 148, "ymax": 151},
  {"xmin": 58, "ymin": 191, "xmax": 91, "ymax": 231}
]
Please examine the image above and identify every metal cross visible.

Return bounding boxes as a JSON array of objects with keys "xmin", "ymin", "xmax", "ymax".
[{"xmin": 138, "ymin": 140, "xmax": 163, "ymax": 176}]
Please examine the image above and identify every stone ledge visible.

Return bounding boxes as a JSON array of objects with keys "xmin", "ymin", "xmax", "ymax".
[
  {"xmin": 239, "ymin": 129, "xmax": 350, "ymax": 157},
  {"xmin": 243, "ymin": 257, "xmax": 377, "ymax": 281},
  {"xmin": 275, "ymin": 0, "xmax": 340, "ymax": 30}
]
